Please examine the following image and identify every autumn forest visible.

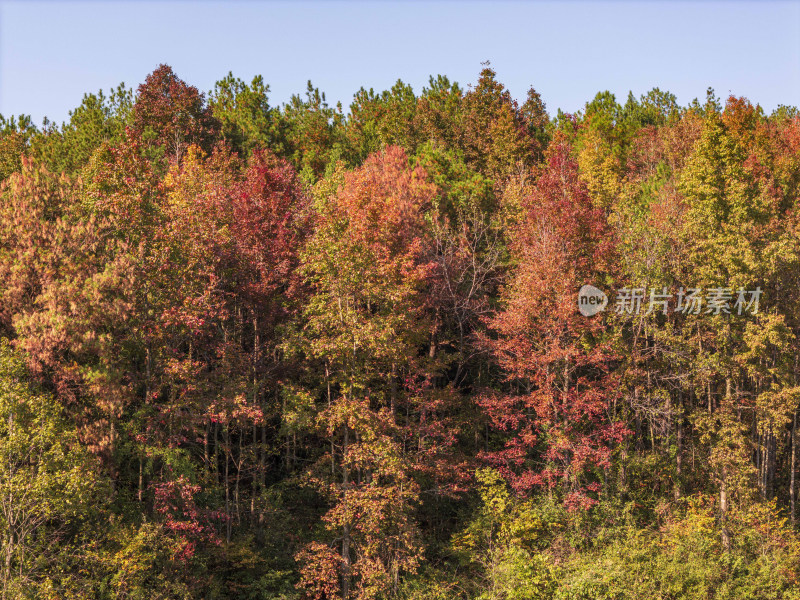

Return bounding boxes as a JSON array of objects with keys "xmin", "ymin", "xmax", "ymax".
[{"xmin": 0, "ymin": 63, "xmax": 799, "ymax": 599}]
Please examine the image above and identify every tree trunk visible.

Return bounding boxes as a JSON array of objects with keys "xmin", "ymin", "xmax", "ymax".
[
  {"xmin": 390, "ymin": 362, "xmax": 397, "ymax": 418},
  {"xmin": 720, "ymin": 466, "xmax": 731, "ymax": 551},
  {"xmin": 204, "ymin": 420, "xmax": 211, "ymax": 472},
  {"xmin": 675, "ymin": 390, "xmax": 683, "ymax": 500},
  {"xmin": 251, "ymin": 424, "xmax": 257, "ymax": 518},
  {"xmin": 791, "ymin": 409, "xmax": 797, "ymax": 526},
  {"xmin": 224, "ymin": 425, "xmax": 231, "ymax": 544},
  {"xmin": 3, "ymin": 530, "xmax": 13, "ymax": 600},
  {"xmin": 251, "ymin": 312, "xmax": 260, "ymax": 518},
  {"xmin": 235, "ymin": 432, "xmax": 242, "ymax": 526},
  {"xmin": 327, "ymin": 362, "xmax": 334, "ymax": 479},
  {"xmin": 138, "ymin": 455, "xmax": 144, "ymax": 503},
  {"xmin": 141, "ymin": 344, "xmax": 152, "ymax": 503},
  {"xmin": 720, "ymin": 379, "xmax": 731, "ymax": 550},
  {"xmin": 341, "ymin": 426, "xmax": 351, "ymax": 600},
  {"xmin": 214, "ymin": 422, "xmax": 220, "ymax": 479},
  {"xmin": 259, "ymin": 424, "xmax": 266, "ymax": 525}
]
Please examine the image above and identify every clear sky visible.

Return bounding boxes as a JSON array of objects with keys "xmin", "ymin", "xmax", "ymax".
[{"xmin": 1, "ymin": 1, "xmax": 799, "ymax": 126}]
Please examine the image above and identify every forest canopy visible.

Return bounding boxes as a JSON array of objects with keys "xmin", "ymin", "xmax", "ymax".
[{"xmin": 1, "ymin": 63, "xmax": 799, "ymax": 599}]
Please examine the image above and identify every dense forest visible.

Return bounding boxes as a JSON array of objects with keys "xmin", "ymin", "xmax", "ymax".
[{"xmin": 0, "ymin": 63, "xmax": 799, "ymax": 599}]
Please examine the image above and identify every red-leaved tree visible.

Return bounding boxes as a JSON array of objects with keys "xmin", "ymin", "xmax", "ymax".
[{"xmin": 480, "ymin": 137, "xmax": 628, "ymax": 510}]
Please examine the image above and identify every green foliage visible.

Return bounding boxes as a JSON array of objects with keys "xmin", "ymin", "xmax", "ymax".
[
  {"xmin": 209, "ymin": 73, "xmax": 285, "ymax": 158},
  {"xmin": 346, "ymin": 80, "xmax": 419, "ymax": 162},
  {"xmin": 557, "ymin": 497, "xmax": 800, "ymax": 600},
  {"xmin": 413, "ymin": 143, "xmax": 495, "ymax": 219},
  {"xmin": 0, "ymin": 338, "xmax": 107, "ymax": 598},
  {"xmin": 30, "ymin": 85, "xmax": 133, "ymax": 175},
  {"xmin": 451, "ymin": 471, "xmax": 560, "ymax": 600},
  {"xmin": 282, "ymin": 81, "xmax": 347, "ymax": 182}
]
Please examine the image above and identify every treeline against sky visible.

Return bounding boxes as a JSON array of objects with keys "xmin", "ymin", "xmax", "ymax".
[{"xmin": 0, "ymin": 64, "xmax": 800, "ymax": 599}]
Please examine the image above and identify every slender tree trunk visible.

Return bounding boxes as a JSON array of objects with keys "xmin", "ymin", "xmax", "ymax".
[
  {"xmin": 283, "ymin": 391, "xmax": 290, "ymax": 472},
  {"xmin": 138, "ymin": 455, "xmax": 144, "ymax": 504},
  {"xmin": 224, "ymin": 425, "xmax": 231, "ymax": 544},
  {"xmin": 327, "ymin": 362, "xmax": 334, "ymax": 479},
  {"xmin": 648, "ymin": 370, "xmax": 655, "ymax": 451},
  {"xmin": 794, "ymin": 355, "xmax": 800, "ymax": 526},
  {"xmin": 251, "ymin": 313, "xmax": 259, "ymax": 518},
  {"xmin": 251, "ymin": 424, "xmax": 257, "ymax": 518},
  {"xmin": 720, "ymin": 378, "xmax": 732, "ymax": 550},
  {"xmin": 757, "ymin": 430, "xmax": 763, "ymax": 496},
  {"xmin": 259, "ymin": 424, "xmax": 266, "ymax": 525},
  {"xmin": 109, "ymin": 418, "xmax": 117, "ymax": 493},
  {"xmin": 720, "ymin": 466, "xmax": 731, "ymax": 550},
  {"xmin": 3, "ymin": 530, "xmax": 13, "ymax": 600},
  {"xmin": 235, "ymin": 433, "xmax": 242, "ymax": 526},
  {"xmin": 341, "ymin": 426, "xmax": 351, "ymax": 600},
  {"xmin": 768, "ymin": 430, "xmax": 776, "ymax": 500},
  {"xmin": 675, "ymin": 390, "xmax": 683, "ymax": 500},
  {"xmin": 708, "ymin": 382, "xmax": 712, "ymax": 415},
  {"xmin": 791, "ymin": 409, "xmax": 797, "ymax": 526},
  {"xmin": 214, "ymin": 422, "xmax": 220, "ymax": 480},
  {"xmin": 204, "ymin": 420, "xmax": 211, "ymax": 473},
  {"xmin": 390, "ymin": 362, "xmax": 397, "ymax": 418},
  {"xmin": 141, "ymin": 344, "xmax": 152, "ymax": 503}
]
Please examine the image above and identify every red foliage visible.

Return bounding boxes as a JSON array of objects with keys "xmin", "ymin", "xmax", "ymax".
[
  {"xmin": 132, "ymin": 64, "xmax": 218, "ymax": 163},
  {"xmin": 228, "ymin": 149, "xmax": 310, "ymax": 311},
  {"xmin": 296, "ymin": 541, "xmax": 342, "ymax": 600},
  {"xmin": 480, "ymin": 139, "xmax": 628, "ymax": 505},
  {"xmin": 152, "ymin": 475, "xmax": 222, "ymax": 561}
]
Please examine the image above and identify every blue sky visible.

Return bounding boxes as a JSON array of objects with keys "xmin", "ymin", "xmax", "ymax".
[{"xmin": 1, "ymin": 1, "xmax": 799, "ymax": 126}]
